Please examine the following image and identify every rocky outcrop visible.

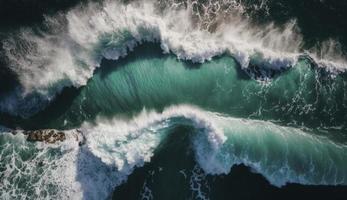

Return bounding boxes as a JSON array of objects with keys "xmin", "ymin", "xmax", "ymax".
[{"xmin": 25, "ymin": 129, "xmax": 66, "ymax": 143}]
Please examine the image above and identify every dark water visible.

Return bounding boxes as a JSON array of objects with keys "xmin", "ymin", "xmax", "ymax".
[
  {"xmin": 112, "ymin": 125, "xmax": 347, "ymax": 200},
  {"xmin": 1, "ymin": 0, "xmax": 347, "ymax": 200},
  {"xmin": 243, "ymin": 0, "xmax": 347, "ymax": 48}
]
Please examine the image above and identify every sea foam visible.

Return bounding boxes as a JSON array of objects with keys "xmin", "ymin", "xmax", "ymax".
[
  {"xmin": 1, "ymin": 0, "xmax": 347, "ymax": 116},
  {"xmin": 2, "ymin": 105, "xmax": 347, "ymax": 199}
]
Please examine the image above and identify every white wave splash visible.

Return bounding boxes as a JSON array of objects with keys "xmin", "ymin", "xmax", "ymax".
[
  {"xmin": 193, "ymin": 114, "xmax": 347, "ymax": 187},
  {"xmin": 1, "ymin": 105, "xmax": 347, "ymax": 199},
  {"xmin": 81, "ymin": 105, "xmax": 226, "ymax": 172},
  {"xmin": 0, "ymin": 105, "xmax": 225, "ymax": 200},
  {"xmin": 83, "ymin": 105, "xmax": 347, "ymax": 188},
  {"xmin": 2, "ymin": 0, "xmax": 347, "ymax": 116}
]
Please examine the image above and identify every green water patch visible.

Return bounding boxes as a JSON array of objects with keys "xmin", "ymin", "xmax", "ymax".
[
  {"xmin": 26, "ymin": 43, "xmax": 347, "ymax": 136},
  {"xmin": 111, "ymin": 122, "xmax": 347, "ymax": 200}
]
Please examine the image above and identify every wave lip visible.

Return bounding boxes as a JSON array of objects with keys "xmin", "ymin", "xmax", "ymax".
[
  {"xmin": 37, "ymin": 105, "xmax": 347, "ymax": 187},
  {"xmin": 0, "ymin": 105, "xmax": 226, "ymax": 200},
  {"xmin": 2, "ymin": 105, "xmax": 347, "ymax": 199},
  {"xmin": 194, "ymin": 115, "xmax": 347, "ymax": 187},
  {"xmin": 81, "ymin": 105, "xmax": 226, "ymax": 173},
  {"xmin": 2, "ymin": 0, "xmax": 347, "ymax": 117}
]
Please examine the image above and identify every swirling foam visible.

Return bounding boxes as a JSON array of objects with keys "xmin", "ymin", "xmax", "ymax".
[
  {"xmin": 2, "ymin": 0, "xmax": 347, "ymax": 116},
  {"xmin": 1, "ymin": 105, "xmax": 347, "ymax": 199}
]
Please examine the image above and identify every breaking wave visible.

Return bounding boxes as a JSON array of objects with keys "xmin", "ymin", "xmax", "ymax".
[
  {"xmin": 1, "ymin": 0, "xmax": 347, "ymax": 117},
  {"xmin": 1, "ymin": 105, "xmax": 347, "ymax": 199}
]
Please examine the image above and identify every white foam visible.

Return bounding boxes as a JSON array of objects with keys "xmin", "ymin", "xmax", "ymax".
[
  {"xmin": 0, "ymin": 128, "xmax": 128, "ymax": 200},
  {"xmin": 81, "ymin": 105, "xmax": 226, "ymax": 172},
  {"xmin": 81, "ymin": 105, "xmax": 347, "ymax": 189},
  {"xmin": 0, "ymin": 105, "xmax": 226, "ymax": 200},
  {"xmin": 2, "ymin": 0, "xmax": 347, "ymax": 116},
  {"xmin": 1, "ymin": 105, "xmax": 347, "ymax": 199},
  {"xmin": 189, "ymin": 165, "xmax": 210, "ymax": 200},
  {"xmin": 193, "ymin": 116, "xmax": 347, "ymax": 187}
]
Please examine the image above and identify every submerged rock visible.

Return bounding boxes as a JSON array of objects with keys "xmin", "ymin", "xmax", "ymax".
[{"xmin": 25, "ymin": 129, "xmax": 66, "ymax": 143}]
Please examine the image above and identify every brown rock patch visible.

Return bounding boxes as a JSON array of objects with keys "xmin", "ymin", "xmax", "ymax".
[{"xmin": 25, "ymin": 129, "xmax": 66, "ymax": 144}]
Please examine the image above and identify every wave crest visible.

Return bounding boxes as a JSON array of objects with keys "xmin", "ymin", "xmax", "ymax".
[
  {"xmin": 2, "ymin": 105, "xmax": 347, "ymax": 199},
  {"xmin": 1, "ymin": 0, "xmax": 347, "ymax": 116}
]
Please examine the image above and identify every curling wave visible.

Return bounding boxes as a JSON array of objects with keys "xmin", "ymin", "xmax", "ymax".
[
  {"xmin": 2, "ymin": 105, "xmax": 347, "ymax": 199},
  {"xmin": 1, "ymin": 0, "xmax": 347, "ymax": 117}
]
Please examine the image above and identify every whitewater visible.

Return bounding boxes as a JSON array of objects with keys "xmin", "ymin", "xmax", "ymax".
[
  {"xmin": 1, "ymin": 0, "xmax": 347, "ymax": 200},
  {"xmin": 1, "ymin": 0, "xmax": 346, "ymax": 116},
  {"xmin": 1, "ymin": 105, "xmax": 347, "ymax": 200}
]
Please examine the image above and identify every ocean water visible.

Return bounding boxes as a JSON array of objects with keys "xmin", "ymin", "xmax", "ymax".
[{"xmin": 1, "ymin": 0, "xmax": 347, "ymax": 199}]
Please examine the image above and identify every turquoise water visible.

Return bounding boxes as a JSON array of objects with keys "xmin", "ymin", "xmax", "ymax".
[
  {"xmin": 30, "ymin": 44, "xmax": 347, "ymax": 135},
  {"xmin": 1, "ymin": 0, "xmax": 347, "ymax": 199},
  {"xmin": 2, "ymin": 43, "xmax": 347, "ymax": 199}
]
